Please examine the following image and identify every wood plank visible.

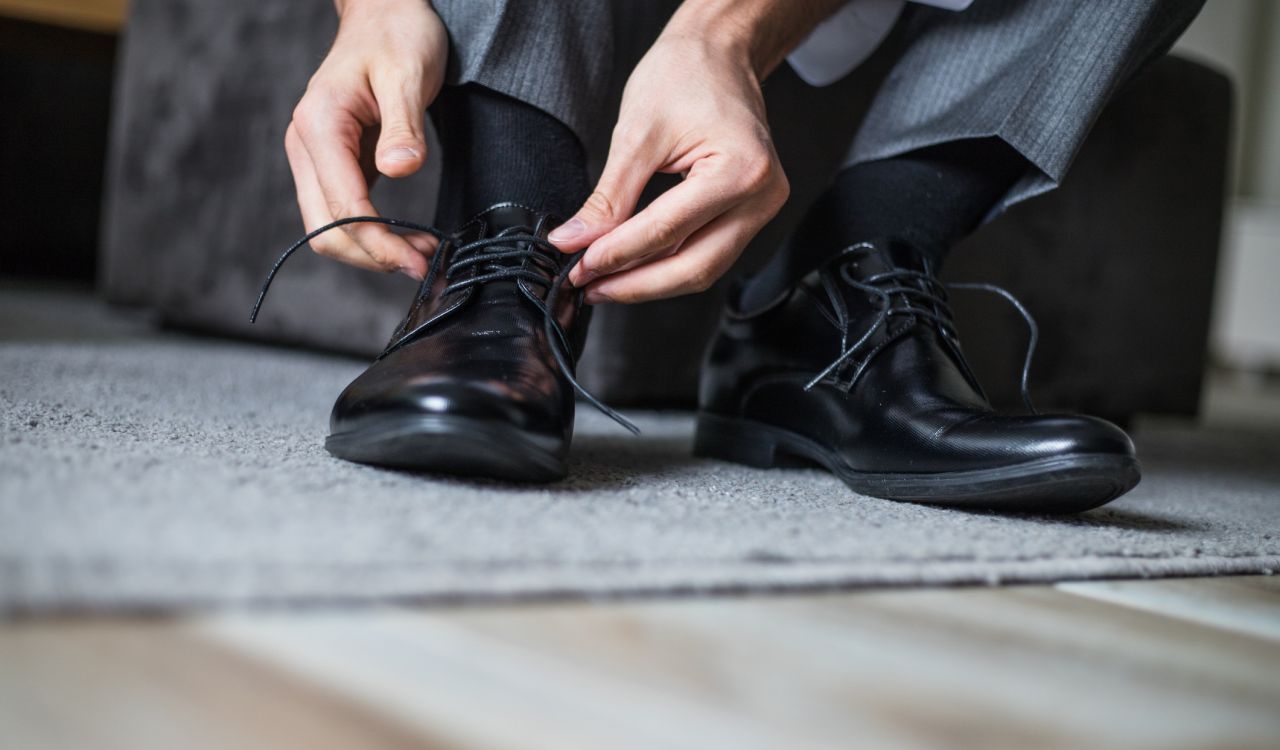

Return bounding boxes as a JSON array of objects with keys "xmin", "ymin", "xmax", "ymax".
[
  {"xmin": 0, "ymin": 0, "xmax": 128, "ymax": 33},
  {"xmin": 420, "ymin": 586, "xmax": 1280, "ymax": 750},
  {"xmin": 7, "ymin": 578, "xmax": 1278, "ymax": 750},
  {"xmin": 198, "ymin": 611, "xmax": 809, "ymax": 750},
  {"xmin": 1057, "ymin": 575, "xmax": 1280, "ymax": 641},
  {"xmin": 0, "ymin": 619, "xmax": 450, "ymax": 750},
  {"xmin": 196, "ymin": 581, "xmax": 1280, "ymax": 750}
]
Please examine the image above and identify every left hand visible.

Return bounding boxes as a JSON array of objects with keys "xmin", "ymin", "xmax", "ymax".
[
  {"xmin": 547, "ymin": 32, "xmax": 790, "ymax": 305},
  {"xmin": 284, "ymin": 0, "xmax": 449, "ymax": 279}
]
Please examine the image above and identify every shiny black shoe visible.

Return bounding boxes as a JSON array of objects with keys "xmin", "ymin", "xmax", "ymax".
[
  {"xmin": 695, "ymin": 240, "xmax": 1140, "ymax": 513},
  {"xmin": 251, "ymin": 203, "xmax": 636, "ymax": 482}
]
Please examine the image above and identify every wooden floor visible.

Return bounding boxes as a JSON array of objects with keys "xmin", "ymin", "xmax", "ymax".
[{"xmin": 2, "ymin": 576, "xmax": 1277, "ymax": 750}]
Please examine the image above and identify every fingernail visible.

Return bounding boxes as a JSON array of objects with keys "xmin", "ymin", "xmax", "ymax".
[
  {"xmin": 573, "ymin": 267, "xmax": 597, "ymax": 287},
  {"xmin": 384, "ymin": 146, "xmax": 420, "ymax": 162},
  {"xmin": 584, "ymin": 289, "xmax": 612, "ymax": 305},
  {"xmin": 398, "ymin": 266, "xmax": 424, "ymax": 281},
  {"xmin": 549, "ymin": 218, "xmax": 586, "ymax": 242}
]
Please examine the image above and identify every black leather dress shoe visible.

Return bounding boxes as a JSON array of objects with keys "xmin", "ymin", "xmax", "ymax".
[
  {"xmin": 324, "ymin": 203, "xmax": 597, "ymax": 480},
  {"xmin": 695, "ymin": 240, "xmax": 1140, "ymax": 512},
  {"xmin": 250, "ymin": 202, "xmax": 638, "ymax": 481},
  {"xmin": 251, "ymin": 203, "xmax": 636, "ymax": 481}
]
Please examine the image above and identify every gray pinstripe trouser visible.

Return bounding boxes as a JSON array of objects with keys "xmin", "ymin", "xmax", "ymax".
[{"xmin": 429, "ymin": 0, "xmax": 1203, "ymax": 215}]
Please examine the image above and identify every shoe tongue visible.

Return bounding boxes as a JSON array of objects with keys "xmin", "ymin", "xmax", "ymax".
[
  {"xmin": 459, "ymin": 203, "xmax": 557, "ymax": 240},
  {"xmin": 828, "ymin": 239, "xmax": 929, "ymax": 282},
  {"xmin": 796, "ymin": 239, "xmax": 936, "ymax": 326}
]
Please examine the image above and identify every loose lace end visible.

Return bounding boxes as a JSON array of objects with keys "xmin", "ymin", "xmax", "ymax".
[
  {"xmin": 545, "ymin": 251, "xmax": 641, "ymax": 435},
  {"xmin": 249, "ymin": 216, "xmax": 446, "ymax": 324},
  {"xmin": 806, "ymin": 260, "xmax": 1041, "ymax": 415},
  {"xmin": 948, "ymin": 282, "xmax": 1040, "ymax": 415}
]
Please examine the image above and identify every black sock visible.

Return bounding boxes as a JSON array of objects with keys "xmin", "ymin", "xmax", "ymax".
[
  {"xmin": 741, "ymin": 137, "xmax": 1028, "ymax": 309},
  {"xmin": 430, "ymin": 83, "xmax": 591, "ymax": 229}
]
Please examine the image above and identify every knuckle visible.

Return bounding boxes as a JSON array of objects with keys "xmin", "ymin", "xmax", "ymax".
[
  {"xmin": 739, "ymin": 153, "xmax": 774, "ymax": 192},
  {"xmin": 327, "ymin": 199, "xmax": 358, "ymax": 221},
  {"xmin": 291, "ymin": 100, "xmax": 321, "ymax": 137},
  {"xmin": 583, "ymin": 190, "xmax": 620, "ymax": 221},
  {"xmin": 292, "ymin": 95, "xmax": 315, "ymax": 122},
  {"xmin": 605, "ymin": 284, "xmax": 644, "ymax": 305},
  {"xmin": 381, "ymin": 120, "xmax": 417, "ymax": 139},
  {"xmin": 647, "ymin": 218, "xmax": 680, "ymax": 249},
  {"xmin": 763, "ymin": 173, "xmax": 790, "ymax": 215},
  {"xmin": 687, "ymin": 264, "xmax": 717, "ymax": 293},
  {"xmin": 309, "ymin": 237, "xmax": 339, "ymax": 258},
  {"xmin": 774, "ymin": 172, "xmax": 792, "ymax": 204},
  {"xmin": 362, "ymin": 244, "xmax": 394, "ymax": 270},
  {"xmin": 378, "ymin": 106, "xmax": 420, "ymax": 136},
  {"xmin": 611, "ymin": 124, "xmax": 648, "ymax": 153},
  {"xmin": 592, "ymin": 246, "xmax": 619, "ymax": 273},
  {"xmin": 372, "ymin": 63, "xmax": 418, "ymax": 87}
]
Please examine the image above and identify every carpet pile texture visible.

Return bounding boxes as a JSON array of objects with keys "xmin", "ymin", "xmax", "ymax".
[{"xmin": 1, "ymin": 288, "xmax": 1277, "ymax": 613}]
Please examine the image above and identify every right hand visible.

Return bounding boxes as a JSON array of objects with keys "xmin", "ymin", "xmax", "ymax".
[
  {"xmin": 548, "ymin": 30, "xmax": 789, "ymax": 305},
  {"xmin": 284, "ymin": 0, "xmax": 448, "ymax": 279}
]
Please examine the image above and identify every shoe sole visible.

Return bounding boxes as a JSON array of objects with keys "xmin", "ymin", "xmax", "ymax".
[
  {"xmin": 326, "ymin": 415, "xmax": 566, "ymax": 482},
  {"xmin": 693, "ymin": 412, "xmax": 1140, "ymax": 513}
]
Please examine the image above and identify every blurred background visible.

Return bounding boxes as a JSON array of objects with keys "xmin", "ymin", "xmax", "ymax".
[{"xmin": 1176, "ymin": 2, "xmax": 1280, "ymax": 424}]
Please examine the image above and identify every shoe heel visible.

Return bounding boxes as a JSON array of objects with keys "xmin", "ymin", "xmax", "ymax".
[{"xmin": 694, "ymin": 413, "xmax": 790, "ymax": 469}]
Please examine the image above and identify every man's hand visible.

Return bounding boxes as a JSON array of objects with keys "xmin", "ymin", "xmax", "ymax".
[
  {"xmin": 548, "ymin": 31, "xmax": 789, "ymax": 304},
  {"xmin": 284, "ymin": 0, "xmax": 447, "ymax": 279},
  {"xmin": 548, "ymin": 0, "xmax": 846, "ymax": 305}
]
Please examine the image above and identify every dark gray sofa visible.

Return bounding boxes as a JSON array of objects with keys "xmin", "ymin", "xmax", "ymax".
[{"xmin": 100, "ymin": 1, "xmax": 1230, "ymax": 424}]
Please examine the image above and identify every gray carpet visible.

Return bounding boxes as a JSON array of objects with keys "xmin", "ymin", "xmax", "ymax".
[{"xmin": 1, "ymin": 287, "xmax": 1277, "ymax": 614}]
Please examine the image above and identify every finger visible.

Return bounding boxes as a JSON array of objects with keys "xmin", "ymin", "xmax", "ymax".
[
  {"xmin": 581, "ymin": 205, "xmax": 761, "ymax": 305},
  {"xmin": 403, "ymin": 231, "xmax": 440, "ymax": 256},
  {"xmin": 568, "ymin": 155, "xmax": 745, "ymax": 287},
  {"xmin": 286, "ymin": 122, "xmax": 375, "ymax": 269},
  {"xmin": 287, "ymin": 121, "xmax": 432, "ymax": 277},
  {"xmin": 371, "ymin": 71, "xmax": 428, "ymax": 179},
  {"xmin": 293, "ymin": 95, "xmax": 428, "ymax": 278},
  {"xmin": 548, "ymin": 125, "xmax": 659, "ymax": 251}
]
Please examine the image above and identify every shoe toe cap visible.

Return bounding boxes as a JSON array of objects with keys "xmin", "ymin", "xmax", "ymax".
[
  {"xmin": 330, "ymin": 375, "xmax": 556, "ymax": 436},
  {"xmin": 969, "ymin": 413, "xmax": 1136, "ymax": 463}
]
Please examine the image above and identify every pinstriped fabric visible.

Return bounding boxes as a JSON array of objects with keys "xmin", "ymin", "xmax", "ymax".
[
  {"xmin": 430, "ymin": 0, "xmax": 1202, "ymax": 211},
  {"xmin": 431, "ymin": 0, "xmax": 678, "ymax": 157},
  {"xmin": 847, "ymin": 0, "xmax": 1204, "ymax": 211},
  {"xmin": 432, "ymin": 0, "xmax": 614, "ymax": 149}
]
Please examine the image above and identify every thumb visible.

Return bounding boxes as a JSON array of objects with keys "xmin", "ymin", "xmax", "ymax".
[
  {"xmin": 549, "ymin": 134, "xmax": 654, "ymax": 252},
  {"xmin": 373, "ymin": 77, "xmax": 429, "ymax": 179}
]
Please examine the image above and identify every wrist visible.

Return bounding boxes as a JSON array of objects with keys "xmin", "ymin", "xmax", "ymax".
[
  {"xmin": 663, "ymin": 2, "xmax": 763, "ymax": 77},
  {"xmin": 664, "ymin": 0, "xmax": 847, "ymax": 80},
  {"xmin": 335, "ymin": 0, "xmax": 433, "ymax": 18}
]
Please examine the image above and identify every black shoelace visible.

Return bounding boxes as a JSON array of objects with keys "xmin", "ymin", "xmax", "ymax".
[
  {"xmin": 249, "ymin": 216, "xmax": 640, "ymax": 434},
  {"xmin": 807, "ymin": 242, "xmax": 1040, "ymax": 414}
]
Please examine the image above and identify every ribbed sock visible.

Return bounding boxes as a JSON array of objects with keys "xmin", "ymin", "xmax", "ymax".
[
  {"xmin": 430, "ymin": 83, "xmax": 591, "ymax": 229},
  {"xmin": 741, "ymin": 137, "xmax": 1028, "ymax": 309}
]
